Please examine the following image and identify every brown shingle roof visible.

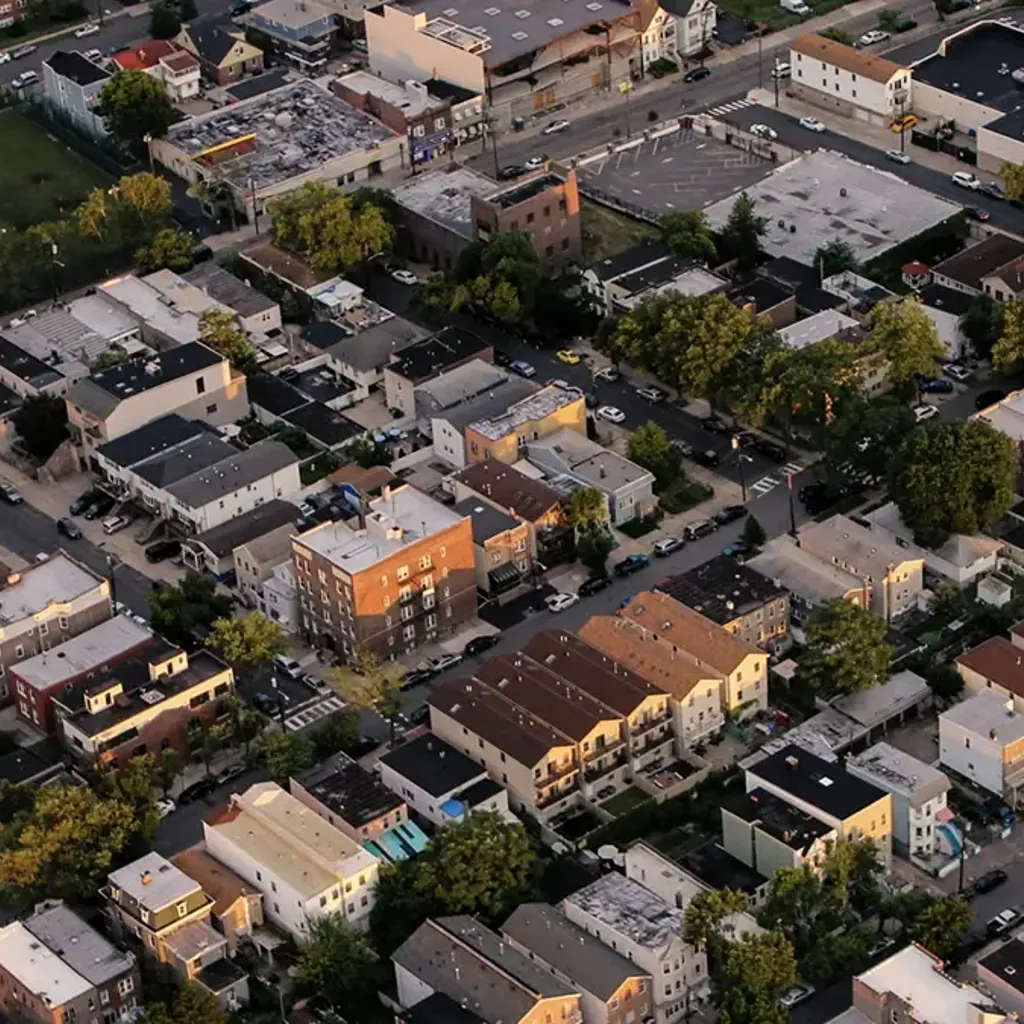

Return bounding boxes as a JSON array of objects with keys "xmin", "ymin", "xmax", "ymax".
[
  {"xmin": 933, "ymin": 234, "xmax": 1024, "ymax": 290},
  {"xmin": 452, "ymin": 459, "xmax": 562, "ymax": 523},
  {"xmin": 956, "ymin": 635, "xmax": 1024, "ymax": 698},
  {"xmin": 429, "ymin": 677, "xmax": 571, "ymax": 767},
  {"xmin": 171, "ymin": 848, "xmax": 258, "ymax": 918},
  {"xmin": 790, "ymin": 33, "xmax": 906, "ymax": 83},
  {"xmin": 620, "ymin": 591, "xmax": 760, "ymax": 675},
  {"xmin": 577, "ymin": 616, "xmax": 723, "ymax": 699}
]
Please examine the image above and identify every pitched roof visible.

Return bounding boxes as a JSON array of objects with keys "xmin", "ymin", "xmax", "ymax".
[
  {"xmin": 932, "ymin": 234, "xmax": 1024, "ymax": 290},
  {"xmin": 956, "ymin": 635, "xmax": 1024, "ymax": 698},
  {"xmin": 790, "ymin": 33, "xmax": 906, "ymax": 83},
  {"xmin": 165, "ymin": 441, "xmax": 297, "ymax": 509},
  {"xmin": 190, "ymin": 498, "xmax": 298, "ymax": 557},
  {"xmin": 171, "ymin": 848, "xmax": 258, "ymax": 918},
  {"xmin": 620, "ymin": 591, "xmax": 761, "ymax": 675},
  {"xmin": 111, "ymin": 39, "xmax": 180, "ymax": 69},
  {"xmin": 95, "ymin": 414, "xmax": 212, "ymax": 470},
  {"xmin": 182, "ymin": 16, "xmax": 248, "ymax": 65},
  {"xmin": 452, "ymin": 459, "xmax": 562, "ymax": 522}
]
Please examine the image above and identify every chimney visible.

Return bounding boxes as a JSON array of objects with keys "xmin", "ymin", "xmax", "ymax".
[{"xmin": 140, "ymin": 871, "xmax": 152, "ymax": 886}]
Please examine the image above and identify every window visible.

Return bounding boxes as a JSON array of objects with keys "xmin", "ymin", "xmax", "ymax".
[
  {"xmin": 413, "ymin": 124, "xmax": 425, "ymax": 137},
  {"xmin": 196, "ymin": 377, "xmax": 206, "ymax": 394},
  {"xmin": 399, "ymin": 585, "xmax": 412, "ymax": 602},
  {"xmin": 419, "ymin": 555, "xmax": 432, "ymax": 570},
  {"xmin": 117, "ymin": 978, "xmax": 134, "ymax": 997},
  {"xmin": 176, "ymin": 901, "xmax": 188, "ymax": 918},
  {"xmin": 100, "ymin": 990, "xmax": 110, "ymax": 1006},
  {"xmin": 526, "ymin": 212, "xmax": 535, "ymax": 224},
  {"xmin": 544, "ymin": 205, "xmax": 551, "ymax": 217},
  {"xmin": 397, "ymin": 565, "xmax": 410, "ymax": 581},
  {"xmin": 545, "ymin": 244, "xmax": 554, "ymax": 257},
  {"xmin": 205, "ymin": 403, "xmax": 217, "ymax": 414},
  {"xmin": 14, "ymin": 645, "xmax": 23, "ymax": 659}
]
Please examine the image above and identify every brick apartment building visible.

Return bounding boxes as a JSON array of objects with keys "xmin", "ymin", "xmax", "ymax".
[
  {"xmin": 292, "ymin": 484, "xmax": 476, "ymax": 660},
  {"xmin": 0, "ymin": 553, "xmax": 112, "ymax": 709}
]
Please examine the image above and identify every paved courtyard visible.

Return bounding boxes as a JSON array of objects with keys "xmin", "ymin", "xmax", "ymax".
[{"xmin": 575, "ymin": 126, "xmax": 772, "ymax": 218}]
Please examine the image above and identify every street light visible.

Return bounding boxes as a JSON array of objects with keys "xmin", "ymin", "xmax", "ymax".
[
  {"xmin": 619, "ymin": 79, "xmax": 633, "ymax": 139},
  {"xmin": 731, "ymin": 434, "xmax": 750, "ymax": 502}
]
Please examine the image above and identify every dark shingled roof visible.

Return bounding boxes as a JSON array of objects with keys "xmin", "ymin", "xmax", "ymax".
[
  {"xmin": 95, "ymin": 414, "xmax": 212, "ymax": 470},
  {"xmin": 190, "ymin": 498, "xmax": 298, "ymax": 557},
  {"xmin": 378, "ymin": 733, "xmax": 484, "ymax": 797}
]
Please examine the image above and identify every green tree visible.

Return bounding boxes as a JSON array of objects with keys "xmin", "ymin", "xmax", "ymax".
[
  {"xmin": 820, "ymin": 26, "xmax": 853, "ymax": 42},
  {"xmin": 13, "ymin": 394, "xmax": 69, "ymax": 460},
  {"xmin": 718, "ymin": 192, "xmax": 767, "ymax": 271},
  {"xmin": 103, "ymin": 755, "xmax": 162, "ymax": 842},
  {"xmin": 149, "ymin": 0, "xmax": 180, "ymax": 37},
  {"xmin": 683, "ymin": 887, "xmax": 750, "ymax": 974},
  {"xmin": 91, "ymin": 349, "xmax": 127, "ymax": 371},
  {"xmin": 822, "ymin": 837, "xmax": 884, "ymax": 914},
  {"xmin": 100, "ymin": 70, "xmax": 175, "ymax": 145},
  {"xmin": 348, "ymin": 435, "xmax": 393, "ymax": 469},
  {"xmin": 724, "ymin": 931, "xmax": 799, "ymax": 997},
  {"xmin": 869, "ymin": 298, "xmax": 946, "ymax": 388},
  {"xmin": 208, "ymin": 612, "xmax": 289, "ymax": 670},
  {"xmin": 889, "ymin": 419, "xmax": 1018, "ymax": 547},
  {"xmin": 198, "ymin": 308, "xmax": 257, "ymax": 370},
  {"xmin": 76, "ymin": 187, "xmax": 111, "ymax": 241},
  {"xmin": 720, "ymin": 987, "xmax": 789, "ymax": 1024},
  {"xmin": 961, "ymin": 293, "xmax": 1004, "ymax": 359},
  {"xmin": 450, "ymin": 230, "xmax": 543, "ymax": 324},
  {"xmin": 254, "ymin": 732, "xmax": 315, "ymax": 785},
  {"xmin": 814, "ymin": 238, "xmax": 858, "ymax": 278},
  {"xmin": 135, "ymin": 227, "xmax": 195, "ymax": 273},
  {"xmin": 627, "ymin": 421, "xmax": 678, "ymax": 486},
  {"xmin": 222, "ymin": 694, "xmax": 266, "ymax": 755},
  {"xmin": 576, "ymin": 526, "xmax": 614, "ymax": 576},
  {"xmin": 825, "ymin": 395, "xmax": 916, "ymax": 484},
  {"xmin": 0, "ymin": 786, "xmax": 137, "ymax": 904},
  {"xmin": 798, "ymin": 598, "xmax": 893, "ymax": 696},
  {"xmin": 0, "ymin": 781, "xmax": 34, "ymax": 828},
  {"xmin": 993, "ymin": 298, "xmax": 1024, "ymax": 371},
  {"xmin": 758, "ymin": 866, "xmax": 846, "ymax": 961},
  {"xmin": 661, "ymin": 210, "xmax": 717, "ymax": 264},
  {"xmin": 296, "ymin": 913, "xmax": 379, "ymax": 1010},
  {"xmin": 566, "ymin": 486, "xmax": 608, "ymax": 531},
  {"xmin": 269, "ymin": 181, "xmax": 393, "ymax": 274},
  {"xmin": 118, "ymin": 172, "xmax": 173, "ymax": 226},
  {"xmin": 877, "ymin": 8, "xmax": 902, "ymax": 31},
  {"xmin": 327, "ymin": 646, "xmax": 404, "ymax": 744},
  {"xmin": 142, "ymin": 983, "xmax": 228, "ymax": 1024},
  {"xmin": 908, "ymin": 896, "xmax": 971, "ymax": 960},
  {"xmin": 743, "ymin": 514, "xmax": 766, "ymax": 548},
  {"xmin": 310, "ymin": 708, "xmax": 362, "ymax": 761},
  {"xmin": 147, "ymin": 571, "xmax": 235, "ymax": 648},
  {"xmin": 154, "ymin": 749, "xmax": 184, "ymax": 797},
  {"xmin": 1000, "ymin": 161, "xmax": 1024, "ymax": 202}
]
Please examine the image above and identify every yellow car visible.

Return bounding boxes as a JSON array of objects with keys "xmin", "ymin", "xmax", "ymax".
[
  {"xmin": 556, "ymin": 349, "xmax": 582, "ymax": 365},
  {"xmin": 890, "ymin": 113, "xmax": 917, "ymax": 133}
]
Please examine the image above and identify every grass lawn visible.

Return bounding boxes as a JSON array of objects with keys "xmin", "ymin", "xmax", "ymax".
[
  {"xmin": 0, "ymin": 110, "xmax": 112, "ymax": 231},
  {"xmin": 580, "ymin": 197, "xmax": 657, "ymax": 264},
  {"xmin": 600, "ymin": 786, "xmax": 653, "ymax": 818}
]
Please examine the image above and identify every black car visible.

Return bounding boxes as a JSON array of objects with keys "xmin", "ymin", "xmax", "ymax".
[
  {"xmin": 702, "ymin": 415, "xmax": 729, "ymax": 435},
  {"xmin": 56, "ymin": 517, "xmax": 83, "ymax": 540},
  {"xmin": 493, "ymin": 348, "xmax": 513, "ymax": 368},
  {"xmin": 253, "ymin": 692, "xmax": 284, "ymax": 715},
  {"xmin": 497, "ymin": 165, "xmax": 522, "ymax": 181},
  {"xmin": 979, "ymin": 181, "xmax": 1005, "ymax": 201},
  {"xmin": 715, "ymin": 504, "xmax": 747, "ymax": 525},
  {"xmin": 684, "ymin": 65, "xmax": 710, "ymax": 82},
  {"xmin": 409, "ymin": 703, "xmax": 430, "ymax": 726},
  {"xmin": 973, "ymin": 869, "xmax": 1009, "ymax": 895},
  {"xmin": 145, "ymin": 539, "xmax": 182, "ymax": 563},
  {"xmin": 178, "ymin": 777, "xmax": 218, "ymax": 805},
  {"xmin": 692, "ymin": 448, "xmax": 720, "ymax": 468},
  {"xmin": 965, "ymin": 207, "xmax": 990, "ymax": 223},
  {"xmin": 754, "ymin": 438, "xmax": 787, "ymax": 462},
  {"xmin": 401, "ymin": 667, "xmax": 438, "ymax": 690},
  {"xmin": 976, "ymin": 388, "xmax": 1006, "ymax": 410},
  {"xmin": 614, "ymin": 554, "xmax": 650, "ymax": 577},
  {"xmin": 69, "ymin": 491, "xmax": 96, "ymax": 515},
  {"xmin": 84, "ymin": 496, "xmax": 115, "ymax": 520},
  {"xmin": 578, "ymin": 574, "xmax": 613, "ymax": 597},
  {"xmin": 464, "ymin": 634, "xmax": 500, "ymax": 657}
]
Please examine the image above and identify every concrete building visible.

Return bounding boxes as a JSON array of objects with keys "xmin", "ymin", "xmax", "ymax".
[
  {"xmin": 788, "ymin": 33, "xmax": 911, "ymax": 124},
  {"xmin": 392, "ymin": 166, "xmax": 583, "ymax": 272},
  {"xmin": 939, "ymin": 691, "xmax": 1024, "ymax": 802},
  {"xmin": 846, "ymin": 742, "xmax": 950, "ymax": 859},
  {"xmin": 292, "ymin": 484, "xmax": 477, "ymax": 660},
  {"xmin": 111, "ymin": 40, "xmax": 200, "ymax": 102},
  {"xmin": 503, "ymin": 903, "xmax": 653, "ymax": 1024},
  {"xmin": 393, "ymin": 916, "xmax": 583, "ymax": 1024},
  {"xmin": 42, "ymin": 50, "xmax": 109, "ymax": 139},
  {"xmin": 424, "ymin": 77, "xmax": 486, "ymax": 147},
  {"xmin": 247, "ymin": 0, "xmax": 338, "ymax": 71},
  {"xmin": 104, "ymin": 851, "xmax": 249, "ymax": 1008},
  {"xmin": 204, "ymin": 782, "xmax": 380, "ymax": 940},
  {"xmin": 562, "ymin": 872, "xmax": 705, "ymax": 1024},
  {"xmin": 66, "ymin": 342, "xmax": 249, "ymax": 455},
  {"xmin": 11, "ymin": 615, "xmax": 155, "ymax": 733},
  {"xmin": 977, "ymin": 939, "xmax": 1024, "ymax": 1018},
  {"xmin": 0, "ymin": 902, "xmax": 140, "ymax": 1024},
  {"xmin": 957, "ymin": 634, "xmax": 1024, "ymax": 714},
  {"xmin": 656, "ymin": 556, "xmax": 790, "ymax": 650},
  {"xmin": 745, "ymin": 743, "xmax": 893, "ymax": 868},
  {"xmin": 797, "ymin": 514, "xmax": 925, "ymax": 621},
  {"xmin": 365, "ymin": 0, "xmax": 639, "ymax": 129},
  {"xmin": 54, "ymin": 645, "xmax": 236, "ymax": 769},
  {"xmin": 0, "ymin": 553, "xmax": 112, "ymax": 709},
  {"xmin": 527, "ymin": 429, "xmax": 654, "ymax": 527},
  {"xmin": 376, "ymin": 732, "xmax": 514, "ymax": 828},
  {"xmin": 455, "ymin": 498, "xmax": 534, "ymax": 595},
  {"xmin": 152, "ymin": 80, "xmax": 404, "ymax": 224},
  {"xmin": 231, "ymin": 522, "xmax": 298, "ymax": 606}
]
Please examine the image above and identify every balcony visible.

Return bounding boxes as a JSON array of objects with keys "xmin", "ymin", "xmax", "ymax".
[
  {"xmin": 584, "ymin": 736, "xmax": 626, "ymax": 764},
  {"xmin": 631, "ymin": 711, "xmax": 672, "ymax": 736},
  {"xmin": 583, "ymin": 748, "xmax": 628, "ymax": 781},
  {"xmin": 536, "ymin": 784, "xmax": 580, "ymax": 811},
  {"xmin": 540, "ymin": 759, "xmax": 578, "ymax": 784},
  {"xmin": 632, "ymin": 730, "xmax": 673, "ymax": 757}
]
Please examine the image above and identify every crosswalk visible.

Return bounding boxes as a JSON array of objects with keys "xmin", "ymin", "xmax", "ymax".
[
  {"xmin": 284, "ymin": 694, "xmax": 348, "ymax": 733},
  {"xmin": 705, "ymin": 98, "xmax": 755, "ymax": 119},
  {"xmin": 749, "ymin": 461, "xmax": 803, "ymax": 498}
]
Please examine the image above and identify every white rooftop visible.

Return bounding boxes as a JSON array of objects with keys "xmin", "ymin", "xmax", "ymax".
[
  {"xmin": 99, "ymin": 275, "xmax": 201, "ymax": 346},
  {"xmin": 779, "ymin": 309, "xmax": 860, "ymax": 350},
  {"xmin": 415, "ymin": 359, "xmax": 509, "ymax": 409},
  {"xmin": 846, "ymin": 742, "xmax": 949, "ymax": 799},
  {"xmin": 747, "ymin": 535, "xmax": 864, "ymax": 604},
  {"xmin": 336, "ymin": 71, "xmax": 441, "ymax": 117},
  {"xmin": 295, "ymin": 484, "xmax": 464, "ymax": 574},
  {"xmin": 143, "ymin": 269, "xmax": 228, "ymax": 318},
  {"xmin": 0, "ymin": 554, "xmax": 106, "ymax": 626},
  {"xmin": 832, "ymin": 670, "xmax": 930, "ymax": 730},
  {"xmin": 0, "ymin": 921, "xmax": 92, "ymax": 1007},
  {"xmin": 14, "ymin": 615, "xmax": 152, "ymax": 692},
  {"xmin": 973, "ymin": 388, "xmax": 1024, "ymax": 442},
  {"xmin": 941, "ymin": 691, "xmax": 1024, "ymax": 745},
  {"xmin": 702, "ymin": 150, "xmax": 960, "ymax": 267},
  {"xmin": 618, "ymin": 265, "xmax": 728, "ymax": 309},
  {"xmin": 108, "ymin": 851, "xmax": 201, "ymax": 911},
  {"xmin": 564, "ymin": 872, "xmax": 683, "ymax": 952},
  {"xmin": 865, "ymin": 501, "xmax": 1002, "ymax": 569},
  {"xmin": 393, "ymin": 166, "xmax": 496, "ymax": 240},
  {"xmin": 68, "ymin": 293, "xmax": 141, "ymax": 342}
]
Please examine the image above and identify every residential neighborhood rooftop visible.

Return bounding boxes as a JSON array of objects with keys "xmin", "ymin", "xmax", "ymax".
[
  {"xmin": 392, "ymin": 166, "xmax": 496, "ymax": 239},
  {"xmin": 941, "ymin": 690, "xmax": 1024, "ymax": 744},
  {"xmin": 0, "ymin": 553, "xmax": 105, "ymax": 625},
  {"xmin": 389, "ymin": 327, "xmax": 490, "ymax": 382},
  {"xmin": 452, "ymin": 459, "xmax": 561, "ymax": 521},
  {"xmin": 0, "ymin": 921, "xmax": 92, "ymax": 1006},
  {"xmin": 565, "ymin": 872, "xmax": 683, "ymax": 951},
  {"xmin": 164, "ymin": 441, "xmax": 298, "ymax": 510},
  {"xmin": 658, "ymin": 556, "xmax": 787, "ymax": 625},
  {"xmin": 23, "ymin": 901, "xmax": 134, "ymax": 988},
  {"xmin": 108, "ymin": 852, "xmax": 201, "ymax": 911},
  {"xmin": 846, "ymin": 742, "xmax": 949, "ymax": 800},
  {"xmin": 294, "ymin": 755, "xmax": 404, "ymax": 827},
  {"xmin": 189, "ymin": 499, "xmax": 298, "ymax": 558}
]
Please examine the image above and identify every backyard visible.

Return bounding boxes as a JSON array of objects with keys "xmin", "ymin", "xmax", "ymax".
[
  {"xmin": 0, "ymin": 110, "xmax": 112, "ymax": 231},
  {"xmin": 579, "ymin": 197, "xmax": 657, "ymax": 264}
]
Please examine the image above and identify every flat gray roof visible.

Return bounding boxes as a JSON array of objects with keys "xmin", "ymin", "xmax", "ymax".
[
  {"xmin": 0, "ymin": 554, "xmax": 104, "ymax": 626},
  {"xmin": 832, "ymin": 670, "xmax": 929, "ymax": 730},
  {"xmin": 165, "ymin": 441, "xmax": 298, "ymax": 509},
  {"xmin": 23, "ymin": 902, "xmax": 135, "ymax": 988},
  {"xmin": 471, "ymin": 385, "xmax": 581, "ymax": 441},
  {"xmin": 565, "ymin": 872, "xmax": 682, "ymax": 951},
  {"xmin": 393, "ymin": 166, "xmax": 495, "ymax": 240},
  {"xmin": 779, "ymin": 309, "xmax": 859, "ymax": 351},
  {"xmin": 703, "ymin": 151, "xmax": 960, "ymax": 267},
  {"xmin": 846, "ymin": 741, "xmax": 949, "ymax": 801},
  {"xmin": 108, "ymin": 852, "xmax": 200, "ymax": 911},
  {"xmin": 416, "ymin": 359, "xmax": 508, "ymax": 409},
  {"xmin": 941, "ymin": 690, "xmax": 1024, "ymax": 743},
  {"xmin": 529, "ymin": 429, "xmax": 653, "ymax": 491}
]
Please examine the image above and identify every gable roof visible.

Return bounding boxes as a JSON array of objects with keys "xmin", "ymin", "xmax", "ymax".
[
  {"xmin": 790, "ymin": 33, "xmax": 906, "ymax": 83},
  {"xmin": 932, "ymin": 234, "xmax": 1024, "ymax": 290},
  {"xmin": 171, "ymin": 848, "xmax": 258, "ymax": 917},
  {"xmin": 190, "ymin": 498, "xmax": 298, "ymax": 557},
  {"xmin": 112, "ymin": 39, "xmax": 180, "ymax": 69},
  {"xmin": 452, "ymin": 458, "xmax": 562, "ymax": 522},
  {"xmin": 956, "ymin": 635, "xmax": 1024, "ymax": 698},
  {"xmin": 181, "ymin": 16, "xmax": 250, "ymax": 65}
]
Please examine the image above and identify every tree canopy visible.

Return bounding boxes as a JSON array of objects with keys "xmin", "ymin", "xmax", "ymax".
[
  {"xmin": 889, "ymin": 418, "xmax": 1017, "ymax": 547},
  {"xmin": 147, "ymin": 571, "xmax": 235, "ymax": 648},
  {"xmin": 208, "ymin": 612, "xmax": 290, "ymax": 669},
  {"xmin": 149, "ymin": 0, "xmax": 181, "ymax": 37},
  {"xmin": 135, "ymin": 226, "xmax": 195, "ymax": 273},
  {"xmin": 661, "ymin": 210, "xmax": 718, "ymax": 264},
  {"xmin": 296, "ymin": 913, "xmax": 380, "ymax": 1010},
  {"xmin": 1000, "ymin": 161, "xmax": 1024, "ymax": 202},
  {"xmin": 140, "ymin": 983, "xmax": 228, "ymax": 1024},
  {"xmin": 566, "ymin": 486, "xmax": 608, "ymax": 531},
  {"xmin": 814, "ymin": 238, "xmax": 858, "ymax": 277},
  {"xmin": 962, "ymin": 293, "xmax": 1004, "ymax": 360},
  {"xmin": 718, "ymin": 192, "xmax": 767, "ymax": 271},
  {"xmin": 627, "ymin": 421, "xmax": 679, "ymax": 487},
  {"xmin": 724, "ymin": 931, "xmax": 799, "ymax": 997},
  {"xmin": 993, "ymin": 298, "xmax": 1024, "ymax": 372},
  {"xmin": 327, "ymin": 646, "xmax": 404, "ymax": 743},
  {"xmin": 907, "ymin": 896, "xmax": 971, "ymax": 961},
  {"xmin": 253, "ymin": 731, "xmax": 316, "ymax": 785},
  {"xmin": 798, "ymin": 598, "xmax": 893, "ymax": 696},
  {"xmin": 868, "ymin": 298, "xmax": 945, "ymax": 388},
  {"xmin": 825, "ymin": 395, "xmax": 916, "ymax": 485},
  {"xmin": 449, "ymin": 230, "xmax": 543, "ymax": 324},
  {"xmin": 13, "ymin": 394, "xmax": 69, "ymax": 461},
  {"xmin": 100, "ymin": 70, "xmax": 175, "ymax": 146},
  {"xmin": 198, "ymin": 308, "xmax": 256, "ymax": 371}
]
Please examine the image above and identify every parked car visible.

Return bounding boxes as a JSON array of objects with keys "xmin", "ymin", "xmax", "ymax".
[
  {"xmin": 593, "ymin": 366, "xmax": 621, "ymax": 382},
  {"xmin": 799, "ymin": 116, "xmax": 826, "ymax": 132},
  {"xmin": 391, "ymin": 268, "xmax": 418, "ymax": 285},
  {"xmin": 300, "ymin": 672, "xmax": 327, "ymax": 693},
  {"xmin": 493, "ymin": 348, "xmax": 513, "ymax": 368},
  {"xmin": 145, "ymin": 539, "xmax": 181, "ymax": 563},
  {"xmin": 69, "ymin": 490, "xmax": 97, "ymax": 515},
  {"xmin": 716, "ymin": 504, "xmax": 747, "ymax": 525},
  {"xmin": 976, "ymin": 388, "xmax": 1006, "ymax": 410},
  {"xmin": 979, "ymin": 181, "xmax": 1005, "ymax": 200},
  {"xmin": 987, "ymin": 907, "xmax": 1022, "ymax": 936},
  {"xmin": 511, "ymin": 359, "xmax": 536, "ymax": 378},
  {"xmin": 915, "ymin": 374, "xmax": 954, "ymax": 394},
  {"xmin": 0, "ymin": 482, "xmax": 23, "ymax": 505},
  {"xmin": 615, "ymin": 553, "xmax": 650, "ymax": 576},
  {"xmin": 464, "ymin": 634, "xmax": 500, "ymax": 657},
  {"xmin": 913, "ymin": 404, "xmax": 939, "ymax": 423},
  {"xmin": 684, "ymin": 519, "xmax": 718, "ymax": 541},
  {"xmin": 253, "ymin": 692, "xmax": 284, "ymax": 716},
  {"xmin": 724, "ymin": 540, "xmax": 752, "ymax": 559},
  {"xmin": 215, "ymin": 763, "xmax": 247, "ymax": 785},
  {"xmin": 74, "ymin": 22, "xmax": 100, "ymax": 36},
  {"xmin": 10, "ymin": 44, "xmax": 37, "ymax": 58},
  {"xmin": 178, "ymin": 777, "xmax": 218, "ymax": 804},
  {"xmin": 671, "ymin": 439, "xmax": 693, "ymax": 458},
  {"xmin": 273, "ymin": 654, "xmax": 304, "ymax": 679},
  {"xmin": 524, "ymin": 155, "xmax": 545, "ymax": 170},
  {"xmin": 683, "ymin": 65, "xmax": 710, "ymax": 82},
  {"xmin": 156, "ymin": 798, "xmax": 176, "ymax": 818},
  {"xmin": 0, "ymin": 51, "xmax": 9, "ymax": 64},
  {"xmin": 890, "ymin": 112, "xmax": 917, "ymax": 133},
  {"xmin": 952, "ymin": 170, "xmax": 981, "ymax": 190},
  {"xmin": 778, "ymin": 985, "xmax": 816, "ymax": 1009},
  {"xmin": 102, "ymin": 515, "xmax": 129, "ymax": 535},
  {"xmin": 894, "ymin": 14, "xmax": 917, "ymax": 30},
  {"xmin": 429, "ymin": 652, "xmax": 464, "ymax": 672},
  {"xmin": 84, "ymin": 496, "xmax": 114, "ymax": 520},
  {"xmin": 884, "ymin": 149, "xmax": 912, "ymax": 164},
  {"xmin": 546, "ymin": 592, "xmax": 580, "ymax": 613},
  {"xmin": 944, "ymin": 363, "xmax": 971, "ymax": 382},
  {"xmin": 57, "ymin": 517, "xmax": 83, "ymax": 540},
  {"xmin": 692, "ymin": 448, "xmax": 720, "ymax": 468},
  {"xmin": 597, "ymin": 406, "xmax": 626, "ymax": 423},
  {"xmin": 702, "ymin": 415, "xmax": 729, "ymax": 434},
  {"xmin": 973, "ymin": 868, "xmax": 1009, "ymax": 895},
  {"xmin": 542, "ymin": 119, "xmax": 571, "ymax": 135},
  {"xmin": 578, "ymin": 575, "xmax": 613, "ymax": 597},
  {"xmin": 556, "ymin": 349, "xmax": 582, "ymax": 364},
  {"xmin": 772, "ymin": 61, "xmax": 792, "ymax": 79},
  {"xmin": 497, "ymin": 165, "xmax": 522, "ymax": 181},
  {"xmin": 858, "ymin": 29, "xmax": 889, "ymax": 44},
  {"xmin": 636, "ymin": 385, "xmax": 667, "ymax": 402},
  {"xmin": 965, "ymin": 206, "xmax": 990, "ymax": 222},
  {"xmin": 653, "ymin": 537, "xmax": 685, "ymax": 557},
  {"xmin": 10, "ymin": 70, "xmax": 37, "ymax": 89},
  {"xmin": 750, "ymin": 123, "xmax": 778, "ymax": 140},
  {"xmin": 401, "ymin": 667, "xmax": 437, "ymax": 690}
]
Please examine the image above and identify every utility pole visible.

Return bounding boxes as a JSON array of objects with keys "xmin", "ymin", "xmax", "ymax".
[
  {"xmin": 732, "ymin": 435, "xmax": 747, "ymax": 502},
  {"xmin": 787, "ymin": 471, "xmax": 796, "ymax": 536},
  {"xmin": 620, "ymin": 80, "xmax": 633, "ymax": 139},
  {"xmin": 757, "ymin": 27, "xmax": 763, "ymax": 89},
  {"xmin": 773, "ymin": 59, "xmax": 781, "ymax": 107},
  {"xmin": 106, "ymin": 554, "xmax": 119, "ymax": 610}
]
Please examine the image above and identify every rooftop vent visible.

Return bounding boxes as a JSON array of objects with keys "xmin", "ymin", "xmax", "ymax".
[
  {"xmin": 548, "ymin": 16, "xmax": 563, "ymax": 23},
  {"xmin": 511, "ymin": 29, "xmax": 528, "ymax": 37}
]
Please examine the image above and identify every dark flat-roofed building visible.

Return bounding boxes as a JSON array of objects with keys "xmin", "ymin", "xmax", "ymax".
[
  {"xmin": 317, "ymin": 315, "xmax": 427, "ymax": 396},
  {"xmin": 42, "ymin": 49, "xmax": 111, "ymax": 141},
  {"xmin": 657, "ymin": 556, "xmax": 790, "ymax": 649},
  {"xmin": 931, "ymin": 234, "xmax": 1024, "ymax": 296},
  {"xmin": 978, "ymin": 938, "xmax": 1024, "ymax": 1018},
  {"xmin": 94, "ymin": 414, "xmax": 213, "ymax": 475},
  {"xmin": 678, "ymin": 841, "xmax": 770, "ymax": 906},
  {"xmin": 247, "ymin": 372, "xmax": 309, "ymax": 420},
  {"xmin": 0, "ymin": 336, "xmax": 65, "ymax": 397},
  {"xmin": 290, "ymin": 753, "xmax": 406, "ymax": 844},
  {"xmin": 281, "ymin": 400, "xmax": 362, "ymax": 450},
  {"xmin": 729, "ymin": 276, "xmax": 797, "ymax": 328}
]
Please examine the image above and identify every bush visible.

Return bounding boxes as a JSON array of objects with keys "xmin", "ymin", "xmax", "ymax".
[
  {"xmin": 646, "ymin": 57, "xmax": 678, "ymax": 78},
  {"xmin": 618, "ymin": 513, "xmax": 662, "ymax": 538},
  {"xmin": 659, "ymin": 479, "xmax": 713, "ymax": 515}
]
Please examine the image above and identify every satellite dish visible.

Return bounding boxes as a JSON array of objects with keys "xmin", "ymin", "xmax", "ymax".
[
  {"xmin": 612, "ymin": 852, "xmax": 626, "ymax": 868},
  {"xmin": 598, "ymin": 844, "xmax": 619, "ymax": 861}
]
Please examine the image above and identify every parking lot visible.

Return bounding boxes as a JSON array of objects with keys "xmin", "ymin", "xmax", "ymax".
[{"xmin": 575, "ymin": 125, "xmax": 772, "ymax": 218}]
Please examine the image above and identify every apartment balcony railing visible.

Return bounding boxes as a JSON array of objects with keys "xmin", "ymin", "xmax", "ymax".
[
  {"xmin": 536, "ymin": 783, "xmax": 579, "ymax": 810},
  {"xmin": 632, "ymin": 730, "xmax": 673, "ymax": 756},
  {"xmin": 584, "ymin": 736, "xmax": 626, "ymax": 765},
  {"xmin": 583, "ymin": 749, "xmax": 628, "ymax": 781},
  {"xmin": 540, "ymin": 759, "xmax": 579, "ymax": 785},
  {"xmin": 631, "ymin": 712, "xmax": 673, "ymax": 736}
]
